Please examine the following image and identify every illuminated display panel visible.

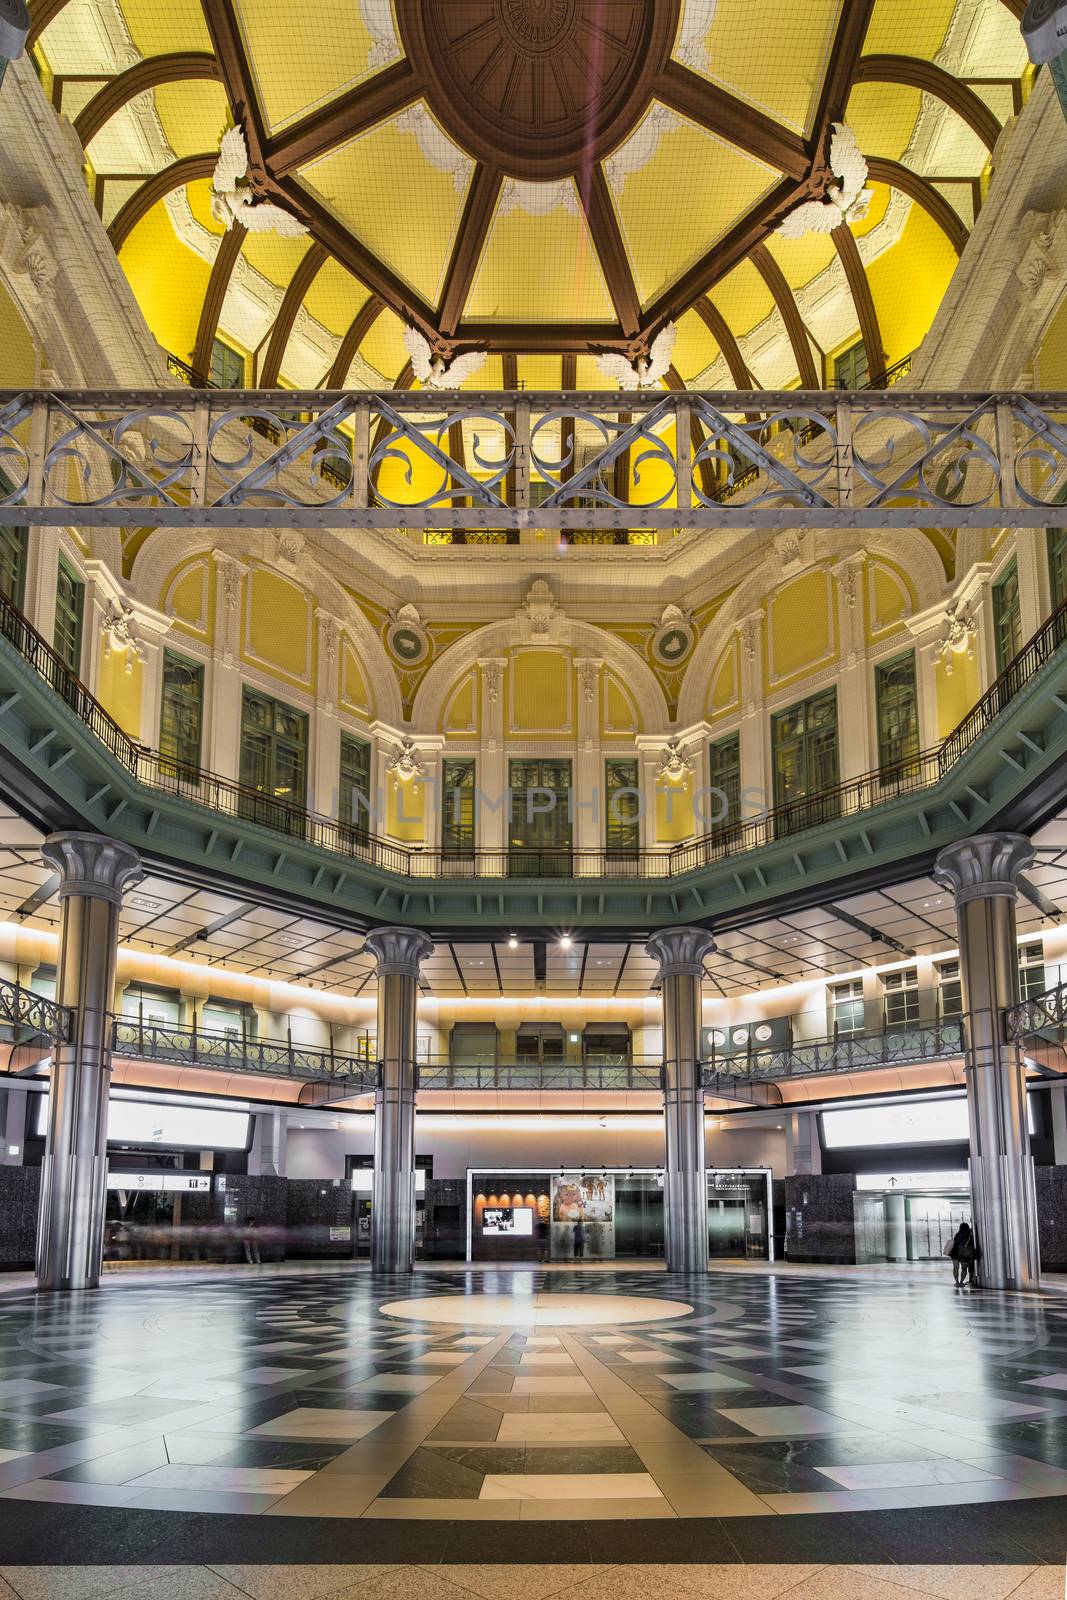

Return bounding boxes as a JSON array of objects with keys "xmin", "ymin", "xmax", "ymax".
[
  {"xmin": 36, "ymin": 1094, "xmax": 249, "ymax": 1150},
  {"xmin": 822, "ymin": 1098, "xmax": 970, "ymax": 1149},
  {"xmin": 482, "ymin": 1206, "xmax": 534, "ymax": 1235}
]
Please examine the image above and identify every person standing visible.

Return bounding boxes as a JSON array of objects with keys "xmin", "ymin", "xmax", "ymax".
[
  {"xmin": 243, "ymin": 1216, "xmax": 261, "ymax": 1265},
  {"xmin": 573, "ymin": 1219, "xmax": 587, "ymax": 1260},
  {"xmin": 947, "ymin": 1221, "xmax": 979, "ymax": 1287}
]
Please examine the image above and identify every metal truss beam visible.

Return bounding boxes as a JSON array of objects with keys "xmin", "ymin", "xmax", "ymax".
[{"xmin": 3, "ymin": 388, "xmax": 1067, "ymax": 530}]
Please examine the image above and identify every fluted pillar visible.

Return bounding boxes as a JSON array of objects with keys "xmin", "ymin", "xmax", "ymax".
[
  {"xmin": 366, "ymin": 926, "xmax": 434, "ymax": 1273},
  {"xmin": 647, "ymin": 925, "xmax": 716, "ymax": 1273},
  {"xmin": 934, "ymin": 833, "xmax": 1039, "ymax": 1290},
  {"xmin": 36, "ymin": 832, "xmax": 143, "ymax": 1291}
]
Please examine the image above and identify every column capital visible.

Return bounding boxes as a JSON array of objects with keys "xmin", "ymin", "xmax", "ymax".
[
  {"xmin": 646, "ymin": 924, "xmax": 716, "ymax": 979},
  {"xmin": 363, "ymin": 925, "xmax": 434, "ymax": 978},
  {"xmin": 934, "ymin": 833, "xmax": 1035, "ymax": 905},
  {"xmin": 41, "ymin": 832, "xmax": 142, "ymax": 907}
]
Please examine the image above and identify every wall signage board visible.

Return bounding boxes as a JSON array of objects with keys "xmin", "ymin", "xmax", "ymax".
[
  {"xmin": 551, "ymin": 1172, "xmax": 615, "ymax": 1259},
  {"xmin": 106, "ymin": 1172, "xmax": 211, "ymax": 1193},
  {"xmin": 328, "ymin": 1226, "xmax": 352, "ymax": 1242}
]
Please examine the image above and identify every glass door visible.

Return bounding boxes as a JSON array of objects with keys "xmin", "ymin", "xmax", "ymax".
[{"xmin": 508, "ymin": 758, "xmax": 572, "ymax": 876}]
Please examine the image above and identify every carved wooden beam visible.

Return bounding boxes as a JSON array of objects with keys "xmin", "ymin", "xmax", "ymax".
[{"xmin": 260, "ymin": 243, "xmax": 328, "ymax": 387}]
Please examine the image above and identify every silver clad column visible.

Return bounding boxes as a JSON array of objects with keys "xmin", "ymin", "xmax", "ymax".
[
  {"xmin": 647, "ymin": 925, "xmax": 716, "ymax": 1273},
  {"xmin": 365, "ymin": 926, "xmax": 434, "ymax": 1274},
  {"xmin": 934, "ymin": 833, "xmax": 1039, "ymax": 1291},
  {"xmin": 36, "ymin": 832, "xmax": 143, "ymax": 1292}
]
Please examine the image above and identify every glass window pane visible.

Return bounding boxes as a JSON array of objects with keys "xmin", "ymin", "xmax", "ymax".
[
  {"xmin": 239, "ymin": 687, "xmax": 307, "ymax": 811},
  {"xmin": 876, "ymin": 650, "xmax": 919, "ymax": 779},
  {"xmin": 160, "ymin": 650, "xmax": 203, "ymax": 774},
  {"xmin": 53, "ymin": 556, "xmax": 84, "ymax": 674},
  {"xmin": 0, "ymin": 523, "xmax": 26, "ymax": 609},
  {"xmin": 442, "ymin": 758, "xmax": 476, "ymax": 854},
  {"xmin": 339, "ymin": 733, "xmax": 371, "ymax": 838},
  {"xmin": 992, "ymin": 560, "xmax": 1022, "ymax": 674},
  {"xmin": 605, "ymin": 757, "xmax": 639, "ymax": 854}
]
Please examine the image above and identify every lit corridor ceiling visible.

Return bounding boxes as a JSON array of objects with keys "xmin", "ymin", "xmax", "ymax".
[{"xmin": 31, "ymin": 0, "xmax": 1027, "ymax": 390}]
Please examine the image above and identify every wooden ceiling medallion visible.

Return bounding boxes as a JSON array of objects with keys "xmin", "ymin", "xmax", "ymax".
[{"xmin": 396, "ymin": 0, "xmax": 681, "ymax": 181}]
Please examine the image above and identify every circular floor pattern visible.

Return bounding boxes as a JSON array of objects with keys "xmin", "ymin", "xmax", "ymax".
[{"xmin": 378, "ymin": 1291, "xmax": 694, "ymax": 1327}]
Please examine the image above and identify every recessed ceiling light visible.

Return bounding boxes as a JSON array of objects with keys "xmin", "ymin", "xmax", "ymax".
[
  {"xmin": 508, "ymin": 936, "xmax": 518, "ymax": 949},
  {"xmin": 559, "ymin": 935, "xmax": 573, "ymax": 949}
]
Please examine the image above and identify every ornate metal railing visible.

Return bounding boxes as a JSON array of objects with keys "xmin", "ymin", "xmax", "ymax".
[
  {"xmin": 0, "ymin": 979, "xmax": 72, "ymax": 1043},
  {"xmin": 941, "ymin": 597, "xmax": 1067, "ymax": 768},
  {"xmin": 417, "ymin": 1058, "xmax": 663, "ymax": 1091},
  {"xmin": 3, "ymin": 388, "xmax": 1067, "ymax": 529},
  {"xmin": 1005, "ymin": 983, "xmax": 1067, "ymax": 1042},
  {"xmin": 111, "ymin": 1018, "xmax": 379, "ymax": 1090},
  {"xmin": 0, "ymin": 585, "xmax": 1066, "ymax": 886},
  {"xmin": 702, "ymin": 1017, "xmax": 966, "ymax": 1087}
]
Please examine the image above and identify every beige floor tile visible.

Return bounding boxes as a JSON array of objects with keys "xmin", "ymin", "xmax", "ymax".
[
  {"xmin": 496, "ymin": 1413, "xmax": 624, "ymax": 1443},
  {"xmin": 613, "ymin": 1566, "xmax": 826, "ymax": 1600},
  {"xmin": 262, "ymin": 1475, "xmax": 387, "ymax": 1517},
  {"xmin": 52, "ymin": 1574, "xmax": 247, "ymax": 1600},
  {"xmin": 480, "ymin": 1472, "xmax": 663, "ymax": 1501},
  {"xmin": 1005, "ymin": 1571, "xmax": 1067, "ymax": 1599},
  {"xmin": 849, "ymin": 1567, "xmax": 1039, "ymax": 1600},
  {"xmin": 345, "ymin": 1569, "xmax": 495, "ymax": 1600},
  {"xmin": 785, "ymin": 1572, "xmax": 958, "ymax": 1600},
  {"xmin": 207, "ymin": 1566, "xmax": 396, "ymax": 1600},
  {"xmin": 517, "ymin": 1497, "xmax": 676, "ymax": 1520},
  {"xmin": 511, "ymin": 1378, "xmax": 594, "ymax": 1396},
  {"xmin": 0, "ymin": 1572, "xmax": 189, "ymax": 1600},
  {"xmin": 651, "ymin": 1471, "xmax": 771, "ymax": 1518},
  {"xmin": 434, "ymin": 1564, "xmax": 613, "ymax": 1600}
]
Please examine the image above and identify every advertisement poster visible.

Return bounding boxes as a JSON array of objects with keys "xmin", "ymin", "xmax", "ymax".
[{"xmin": 550, "ymin": 1172, "xmax": 615, "ymax": 1259}]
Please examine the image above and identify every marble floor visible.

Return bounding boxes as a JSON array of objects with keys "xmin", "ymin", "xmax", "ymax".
[{"xmin": 0, "ymin": 1264, "xmax": 1064, "ymax": 1568}]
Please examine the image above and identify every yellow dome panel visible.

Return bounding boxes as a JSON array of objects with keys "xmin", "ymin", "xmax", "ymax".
[
  {"xmin": 707, "ymin": 260, "xmax": 774, "ymax": 345},
  {"xmin": 240, "ymin": 233, "xmax": 314, "ymax": 295},
  {"xmin": 672, "ymin": 308, "xmax": 719, "ymax": 385},
  {"xmin": 467, "ymin": 181, "xmax": 616, "ymax": 324},
  {"xmin": 297, "ymin": 108, "xmax": 474, "ymax": 307},
  {"xmin": 360, "ymin": 308, "xmax": 409, "ymax": 382},
  {"xmin": 233, "ymin": 0, "xmax": 401, "ymax": 134},
  {"xmin": 303, "ymin": 260, "xmax": 372, "ymax": 341},
  {"xmin": 763, "ymin": 231, "xmax": 837, "ymax": 294},
  {"xmin": 866, "ymin": 196, "xmax": 957, "ymax": 369},
  {"xmin": 119, "ymin": 200, "xmax": 213, "ymax": 365},
  {"xmin": 674, "ymin": 0, "xmax": 842, "ymax": 136},
  {"xmin": 862, "ymin": 0, "xmax": 955, "ymax": 60},
  {"xmin": 153, "ymin": 81, "xmax": 231, "ymax": 161},
  {"xmin": 608, "ymin": 107, "xmax": 780, "ymax": 309},
  {"xmin": 118, "ymin": 0, "xmax": 211, "ymax": 56}
]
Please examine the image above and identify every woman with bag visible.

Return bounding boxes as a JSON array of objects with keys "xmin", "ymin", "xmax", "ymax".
[{"xmin": 947, "ymin": 1221, "xmax": 980, "ymax": 1287}]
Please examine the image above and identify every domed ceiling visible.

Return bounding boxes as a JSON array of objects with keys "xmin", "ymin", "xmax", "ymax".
[{"xmin": 31, "ymin": 0, "xmax": 1027, "ymax": 390}]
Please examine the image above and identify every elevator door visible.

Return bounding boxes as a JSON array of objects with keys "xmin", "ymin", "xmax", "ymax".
[{"xmin": 708, "ymin": 1198, "xmax": 747, "ymax": 1258}]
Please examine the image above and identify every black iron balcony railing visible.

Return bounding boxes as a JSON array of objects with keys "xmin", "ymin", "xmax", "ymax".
[
  {"xmin": 1005, "ymin": 982, "xmax": 1067, "ymax": 1043},
  {"xmin": 702, "ymin": 1016, "xmax": 966, "ymax": 1087},
  {"xmin": 0, "ymin": 580, "xmax": 1065, "ymax": 883},
  {"xmin": 0, "ymin": 978, "xmax": 72, "ymax": 1044},
  {"xmin": 417, "ymin": 1057, "xmax": 663, "ymax": 1091},
  {"xmin": 111, "ymin": 1018, "xmax": 379, "ymax": 1091}
]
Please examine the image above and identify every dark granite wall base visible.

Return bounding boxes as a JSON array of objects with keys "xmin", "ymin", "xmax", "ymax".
[
  {"xmin": 784, "ymin": 1172, "xmax": 857, "ymax": 1264},
  {"xmin": 0, "ymin": 1166, "xmax": 38, "ymax": 1268},
  {"xmin": 1037, "ymin": 1165, "xmax": 1067, "ymax": 1271},
  {"xmin": 424, "ymin": 1177, "xmax": 467, "ymax": 1259},
  {"xmin": 286, "ymin": 1178, "xmax": 355, "ymax": 1257},
  {"xmin": 215, "ymin": 1174, "xmax": 288, "ymax": 1261}
]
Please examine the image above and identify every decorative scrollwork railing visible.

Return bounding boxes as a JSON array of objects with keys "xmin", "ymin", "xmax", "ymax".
[
  {"xmin": 3, "ymin": 387, "xmax": 1067, "ymax": 529},
  {"xmin": 0, "ymin": 979, "xmax": 72, "ymax": 1043},
  {"xmin": 702, "ymin": 1018, "xmax": 966, "ymax": 1088},
  {"xmin": 1005, "ymin": 984, "xmax": 1067, "ymax": 1043},
  {"xmin": 417, "ymin": 1058, "xmax": 663, "ymax": 1091},
  {"xmin": 111, "ymin": 1019, "xmax": 379, "ymax": 1090}
]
